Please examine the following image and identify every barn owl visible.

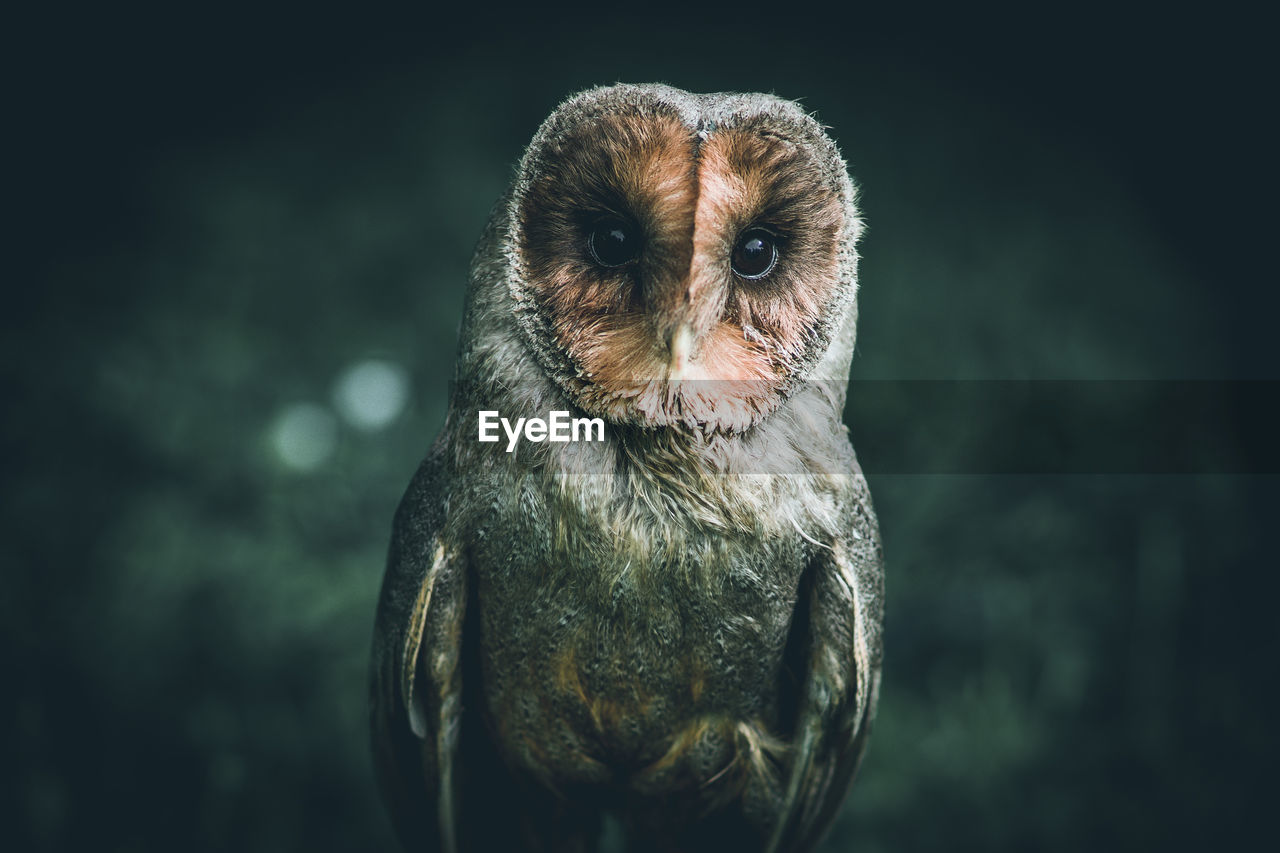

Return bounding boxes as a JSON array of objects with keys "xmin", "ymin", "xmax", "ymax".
[{"xmin": 371, "ymin": 83, "xmax": 883, "ymax": 853}]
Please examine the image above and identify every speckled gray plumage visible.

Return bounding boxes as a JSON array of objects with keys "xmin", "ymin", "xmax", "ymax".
[{"xmin": 371, "ymin": 83, "xmax": 883, "ymax": 853}]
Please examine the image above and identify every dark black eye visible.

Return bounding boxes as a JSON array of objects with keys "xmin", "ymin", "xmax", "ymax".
[
  {"xmin": 587, "ymin": 217, "xmax": 641, "ymax": 268},
  {"xmin": 731, "ymin": 228, "xmax": 779, "ymax": 279}
]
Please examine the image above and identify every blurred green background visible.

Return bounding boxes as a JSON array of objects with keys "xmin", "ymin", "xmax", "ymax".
[{"xmin": 6, "ymin": 4, "xmax": 1276, "ymax": 851}]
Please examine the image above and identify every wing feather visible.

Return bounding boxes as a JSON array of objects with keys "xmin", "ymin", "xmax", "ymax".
[
  {"xmin": 370, "ymin": 445, "xmax": 467, "ymax": 853},
  {"xmin": 767, "ymin": 498, "xmax": 884, "ymax": 853}
]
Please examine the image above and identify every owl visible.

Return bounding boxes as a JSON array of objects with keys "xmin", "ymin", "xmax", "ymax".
[{"xmin": 371, "ymin": 84, "xmax": 883, "ymax": 853}]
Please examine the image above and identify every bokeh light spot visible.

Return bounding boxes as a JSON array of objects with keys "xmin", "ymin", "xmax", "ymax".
[
  {"xmin": 271, "ymin": 403, "xmax": 338, "ymax": 471},
  {"xmin": 332, "ymin": 359, "xmax": 410, "ymax": 431}
]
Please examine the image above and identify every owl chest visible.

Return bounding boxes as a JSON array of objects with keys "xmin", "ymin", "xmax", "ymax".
[{"xmin": 468, "ymin": 484, "xmax": 806, "ymax": 790}]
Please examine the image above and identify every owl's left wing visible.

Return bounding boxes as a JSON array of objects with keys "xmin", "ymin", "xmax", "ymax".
[
  {"xmin": 767, "ymin": 489, "xmax": 884, "ymax": 853},
  {"xmin": 370, "ymin": 445, "xmax": 468, "ymax": 853}
]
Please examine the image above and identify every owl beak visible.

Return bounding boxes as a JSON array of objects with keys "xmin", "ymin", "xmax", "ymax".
[{"xmin": 667, "ymin": 323, "xmax": 696, "ymax": 381}]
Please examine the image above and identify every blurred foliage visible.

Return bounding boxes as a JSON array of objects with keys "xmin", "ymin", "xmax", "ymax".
[{"xmin": 5, "ymin": 6, "xmax": 1276, "ymax": 852}]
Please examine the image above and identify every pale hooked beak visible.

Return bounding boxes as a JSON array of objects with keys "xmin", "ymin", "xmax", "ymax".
[{"xmin": 667, "ymin": 323, "xmax": 695, "ymax": 381}]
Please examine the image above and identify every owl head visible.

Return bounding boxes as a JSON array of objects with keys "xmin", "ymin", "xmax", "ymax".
[{"xmin": 504, "ymin": 83, "xmax": 863, "ymax": 434}]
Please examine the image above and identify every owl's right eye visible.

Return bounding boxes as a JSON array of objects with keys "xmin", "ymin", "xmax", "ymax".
[{"xmin": 587, "ymin": 217, "xmax": 641, "ymax": 268}]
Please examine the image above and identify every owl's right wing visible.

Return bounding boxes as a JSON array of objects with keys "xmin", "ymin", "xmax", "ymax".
[{"xmin": 370, "ymin": 444, "xmax": 468, "ymax": 853}]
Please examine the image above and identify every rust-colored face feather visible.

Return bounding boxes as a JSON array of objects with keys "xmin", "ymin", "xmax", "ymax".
[{"xmin": 516, "ymin": 97, "xmax": 846, "ymax": 432}]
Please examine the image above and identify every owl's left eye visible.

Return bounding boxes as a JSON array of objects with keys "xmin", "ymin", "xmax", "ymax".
[
  {"xmin": 732, "ymin": 229, "xmax": 779, "ymax": 280},
  {"xmin": 588, "ymin": 217, "xmax": 641, "ymax": 268}
]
